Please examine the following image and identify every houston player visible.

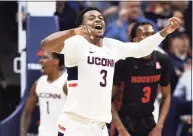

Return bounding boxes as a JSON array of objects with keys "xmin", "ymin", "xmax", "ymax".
[{"xmin": 112, "ymin": 22, "xmax": 171, "ymax": 136}]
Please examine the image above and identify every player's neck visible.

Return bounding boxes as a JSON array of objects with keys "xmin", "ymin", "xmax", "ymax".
[
  {"xmin": 47, "ymin": 71, "xmax": 62, "ymax": 82},
  {"xmin": 85, "ymin": 37, "xmax": 103, "ymax": 47}
]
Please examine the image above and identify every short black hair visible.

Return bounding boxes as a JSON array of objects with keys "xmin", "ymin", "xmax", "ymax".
[
  {"xmin": 75, "ymin": 7, "xmax": 101, "ymax": 27},
  {"xmin": 52, "ymin": 53, "xmax": 64, "ymax": 69},
  {"xmin": 129, "ymin": 22, "xmax": 155, "ymax": 42}
]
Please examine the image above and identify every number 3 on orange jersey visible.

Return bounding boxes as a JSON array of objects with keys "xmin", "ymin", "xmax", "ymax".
[{"xmin": 141, "ymin": 86, "xmax": 151, "ymax": 103}]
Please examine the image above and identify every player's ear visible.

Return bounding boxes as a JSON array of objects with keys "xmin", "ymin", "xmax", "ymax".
[{"xmin": 133, "ymin": 37, "xmax": 138, "ymax": 42}]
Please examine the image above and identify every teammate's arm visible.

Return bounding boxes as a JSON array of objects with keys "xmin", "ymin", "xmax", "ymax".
[
  {"xmin": 116, "ymin": 17, "xmax": 180, "ymax": 59},
  {"xmin": 41, "ymin": 26, "xmax": 93, "ymax": 53},
  {"xmin": 20, "ymin": 81, "xmax": 38, "ymax": 136}
]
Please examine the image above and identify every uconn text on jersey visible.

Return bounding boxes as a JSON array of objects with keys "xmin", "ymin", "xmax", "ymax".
[
  {"xmin": 39, "ymin": 93, "xmax": 61, "ymax": 99},
  {"xmin": 87, "ymin": 56, "xmax": 115, "ymax": 67}
]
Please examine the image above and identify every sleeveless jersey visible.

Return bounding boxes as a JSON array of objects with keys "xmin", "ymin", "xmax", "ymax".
[{"xmin": 36, "ymin": 72, "xmax": 67, "ymax": 136}]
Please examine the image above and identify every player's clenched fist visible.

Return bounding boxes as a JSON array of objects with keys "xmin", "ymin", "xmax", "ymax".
[
  {"xmin": 74, "ymin": 25, "xmax": 94, "ymax": 39},
  {"xmin": 160, "ymin": 17, "xmax": 181, "ymax": 37},
  {"xmin": 165, "ymin": 17, "xmax": 181, "ymax": 33}
]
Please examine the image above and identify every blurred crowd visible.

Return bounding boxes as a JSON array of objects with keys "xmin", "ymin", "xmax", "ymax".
[{"xmin": 0, "ymin": 1, "xmax": 192, "ymax": 136}]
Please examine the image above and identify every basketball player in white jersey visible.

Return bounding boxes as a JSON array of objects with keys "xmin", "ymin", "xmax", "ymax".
[
  {"xmin": 41, "ymin": 7, "xmax": 180, "ymax": 136},
  {"xmin": 20, "ymin": 50, "xmax": 67, "ymax": 136}
]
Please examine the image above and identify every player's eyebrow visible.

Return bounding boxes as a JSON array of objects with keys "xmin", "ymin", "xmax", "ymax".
[{"xmin": 88, "ymin": 15, "xmax": 95, "ymax": 18}]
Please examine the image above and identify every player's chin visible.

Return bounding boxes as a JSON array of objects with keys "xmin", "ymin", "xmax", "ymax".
[
  {"xmin": 95, "ymin": 32, "xmax": 104, "ymax": 39},
  {"xmin": 93, "ymin": 29, "xmax": 104, "ymax": 38},
  {"xmin": 95, "ymin": 35, "xmax": 104, "ymax": 39}
]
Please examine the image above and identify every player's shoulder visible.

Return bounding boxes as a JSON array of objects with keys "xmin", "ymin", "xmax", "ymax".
[
  {"xmin": 58, "ymin": 71, "xmax": 68, "ymax": 83},
  {"xmin": 116, "ymin": 59, "xmax": 124, "ymax": 65},
  {"xmin": 37, "ymin": 75, "xmax": 48, "ymax": 84},
  {"xmin": 65, "ymin": 35, "xmax": 87, "ymax": 43},
  {"xmin": 103, "ymin": 37, "xmax": 121, "ymax": 43},
  {"xmin": 103, "ymin": 37, "xmax": 123, "ymax": 46},
  {"xmin": 154, "ymin": 46, "xmax": 166, "ymax": 54},
  {"xmin": 153, "ymin": 50, "xmax": 169, "ymax": 62},
  {"xmin": 103, "ymin": 38, "xmax": 123, "ymax": 53},
  {"xmin": 115, "ymin": 59, "xmax": 125, "ymax": 69}
]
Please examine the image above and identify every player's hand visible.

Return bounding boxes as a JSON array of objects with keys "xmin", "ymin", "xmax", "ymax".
[
  {"xmin": 160, "ymin": 17, "xmax": 181, "ymax": 37},
  {"xmin": 165, "ymin": 17, "xmax": 181, "ymax": 33},
  {"xmin": 148, "ymin": 124, "xmax": 162, "ymax": 136},
  {"xmin": 74, "ymin": 25, "xmax": 94, "ymax": 39},
  {"xmin": 118, "ymin": 128, "xmax": 131, "ymax": 136}
]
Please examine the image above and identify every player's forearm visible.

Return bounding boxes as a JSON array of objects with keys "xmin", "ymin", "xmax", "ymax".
[
  {"xmin": 122, "ymin": 32, "xmax": 165, "ymax": 59},
  {"xmin": 159, "ymin": 28, "xmax": 170, "ymax": 38},
  {"xmin": 20, "ymin": 112, "xmax": 32, "ymax": 136},
  {"xmin": 137, "ymin": 32, "xmax": 165, "ymax": 57},
  {"xmin": 157, "ymin": 93, "xmax": 171, "ymax": 127},
  {"xmin": 111, "ymin": 103, "xmax": 126, "ymax": 131},
  {"xmin": 41, "ymin": 29, "xmax": 75, "ymax": 52}
]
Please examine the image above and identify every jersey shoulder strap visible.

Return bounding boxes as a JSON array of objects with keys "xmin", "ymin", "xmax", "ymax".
[{"xmin": 36, "ymin": 75, "xmax": 47, "ymax": 94}]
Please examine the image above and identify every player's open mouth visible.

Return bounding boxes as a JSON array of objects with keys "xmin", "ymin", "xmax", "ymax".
[{"xmin": 94, "ymin": 25, "xmax": 103, "ymax": 30}]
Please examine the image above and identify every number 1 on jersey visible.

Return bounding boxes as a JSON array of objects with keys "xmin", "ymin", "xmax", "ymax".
[
  {"xmin": 141, "ymin": 86, "xmax": 151, "ymax": 103},
  {"xmin": 46, "ymin": 101, "xmax": 50, "ymax": 114}
]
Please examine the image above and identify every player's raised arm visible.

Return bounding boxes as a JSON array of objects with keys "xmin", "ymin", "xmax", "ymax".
[
  {"xmin": 41, "ymin": 26, "xmax": 94, "ymax": 53},
  {"xmin": 41, "ymin": 29, "xmax": 75, "ymax": 53},
  {"xmin": 20, "ymin": 81, "xmax": 38, "ymax": 136},
  {"xmin": 116, "ymin": 17, "xmax": 181, "ymax": 59}
]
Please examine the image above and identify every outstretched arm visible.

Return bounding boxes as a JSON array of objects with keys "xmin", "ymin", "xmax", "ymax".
[
  {"xmin": 20, "ymin": 81, "xmax": 38, "ymax": 136},
  {"xmin": 116, "ymin": 17, "xmax": 181, "ymax": 60}
]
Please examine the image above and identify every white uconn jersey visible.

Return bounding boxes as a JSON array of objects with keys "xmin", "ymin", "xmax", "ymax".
[
  {"xmin": 36, "ymin": 72, "xmax": 67, "ymax": 136},
  {"xmin": 60, "ymin": 34, "xmax": 164, "ymax": 123}
]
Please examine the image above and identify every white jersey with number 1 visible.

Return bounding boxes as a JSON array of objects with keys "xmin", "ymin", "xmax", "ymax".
[
  {"xmin": 60, "ymin": 33, "xmax": 165, "ymax": 123},
  {"xmin": 36, "ymin": 72, "xmax": 67, "ymax": 136}
]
